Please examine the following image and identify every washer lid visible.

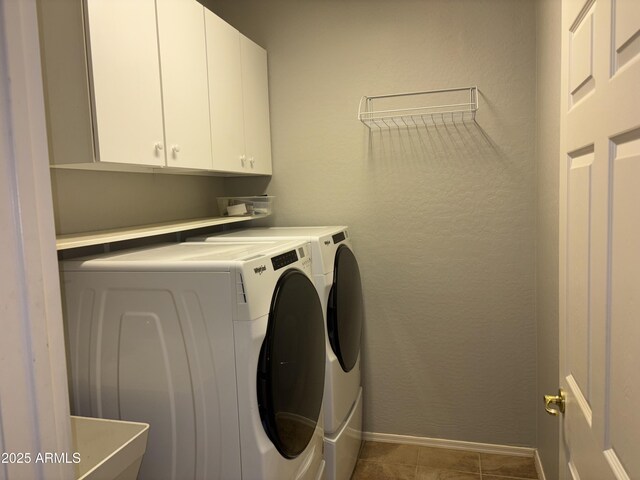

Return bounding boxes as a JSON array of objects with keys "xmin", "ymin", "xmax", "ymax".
[
  {"xmin": 60, "ymin": 240, "xmax": 306, "ymax": 271},
  {"xmin": 257, "ymin": 269, "xmax": 325, "ymax": 459},
  {"xmin": 210, "ymin": 226, "xmax": 348, "ymax": 240},
  {"xmin": 327, "ymin": 245, "xmax": 364, "ymax": 373},
  {"xmin": 189, "ymin": 226, "xmax": 351, "ymax": 275}
]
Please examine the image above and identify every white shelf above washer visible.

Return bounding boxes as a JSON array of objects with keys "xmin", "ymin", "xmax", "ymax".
[
  {"xmin": 55, "ymin": 214, "xmax": 269, "ymax": 250},
  {"xmin": 358, "ymin": 86, "xmax": 478, "ymax": 129}
]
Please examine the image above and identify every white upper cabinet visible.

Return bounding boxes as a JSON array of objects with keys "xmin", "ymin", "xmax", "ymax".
[
  {"xmin": 39, "ymin": 0, "xmax": 269, "ymax": 176},
  {"xmin": 156, "ymin": 0, "xmax": 212, "ymax": 170},
  {"xmin": 206, "ymin": 11, "xmax": 272, "ymax": 175},
  {"xmin": 87, "ymin": 0, "xmax": 212, "ymax": 170},
  {"xmin": 83, "ymin": 0, "xmax": 166, "ymax": 167},
  {"xmin": 240, "ymin": 35, "xmax": 272, "ymax": 175},
  {"xmin": 206, "ymin": 12, "xmax": 246, "ymax": 173}
]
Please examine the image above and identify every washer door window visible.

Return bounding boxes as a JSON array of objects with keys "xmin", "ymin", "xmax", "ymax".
[
  {"xmin": 327, "ymin": 245, "xmax": 364, "ymax": 372},
  {"xmin": 257, "ymin": 269, "xmax": 325, "ymax": 459}
]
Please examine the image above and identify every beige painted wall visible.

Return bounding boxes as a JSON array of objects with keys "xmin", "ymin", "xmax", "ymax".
[
  {"xmin": 211, "ymin": 0, "xmax": 537, "ymax": 446},
  {"xmin": 50, "ymin": 169, "xmax": 226, "ymax": 234},
  {"xmin": 535, "ymin": 0, "xmax": 561, "ymax": 476}
]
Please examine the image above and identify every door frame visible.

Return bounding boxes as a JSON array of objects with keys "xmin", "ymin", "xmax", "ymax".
[{"xmin": 0, "ymin": 1, "xmax": 72, "ymax": 479}]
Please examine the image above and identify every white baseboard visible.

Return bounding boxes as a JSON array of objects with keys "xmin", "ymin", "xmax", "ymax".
[
  {"xmin": 362, "ymin": 431, "xmax": 536, "ymax": 458},
  {"xmin": 534, "ymin": 449, "xmax": 547, "ymax": 480}
]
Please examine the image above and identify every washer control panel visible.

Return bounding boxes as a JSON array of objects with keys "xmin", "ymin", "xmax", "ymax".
[{"xmin": 271, "ymin": 250, "xmax": 299, "ymax": 271}]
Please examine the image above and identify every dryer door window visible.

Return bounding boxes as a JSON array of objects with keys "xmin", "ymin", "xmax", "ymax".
[
  {"xmin": 257, "ymin": 269, "xmax": 325, "ymax": 459},
  {"xmin": 327, "ymin": 245, "xmax": 363, "ymax": 372}
]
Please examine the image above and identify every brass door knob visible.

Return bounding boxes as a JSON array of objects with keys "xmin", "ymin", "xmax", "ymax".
[{"xmin": 544, "ymin": 388, "xmax": 566, "ymax": 416}]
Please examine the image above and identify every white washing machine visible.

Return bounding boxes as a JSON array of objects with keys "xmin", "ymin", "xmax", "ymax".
[
  {"xmin": 60, "ymin": 240, "xmax": 327, "ymax": 480},
  {"xmin": 189, "ymin": 227, "xmax": 363, "ymax": 480}
]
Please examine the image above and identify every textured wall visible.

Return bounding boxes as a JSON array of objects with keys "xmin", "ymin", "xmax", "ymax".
[
  {"xmin": 535, "ymin": 0, "xmax": 561, "ymax": 476},
  {"xmin": 50, "ymin": 0, "xmax": 539, "ymax": 447},
  {"xmin": 50, "ymin": 169, "xmax": 225, "ymax": 234},
  {"xmin": 209, "ymin": 0, "xmax": 538, "ymax": 446}
]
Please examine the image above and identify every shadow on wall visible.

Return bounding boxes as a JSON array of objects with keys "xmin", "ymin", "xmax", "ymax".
[{"xmin": 366, "ymin": 118, "xmax": 508, "ymax": 169}]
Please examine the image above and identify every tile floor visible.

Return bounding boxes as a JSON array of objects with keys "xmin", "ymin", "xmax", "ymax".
[{"xmin": 351, "ymin": 441, "xmax": 539, "ymax": 480}]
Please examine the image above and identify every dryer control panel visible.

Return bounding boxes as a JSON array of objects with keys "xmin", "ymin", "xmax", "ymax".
[{"xmin": 332, "ymin": 231, "xmax": 347, "ymax": 244}]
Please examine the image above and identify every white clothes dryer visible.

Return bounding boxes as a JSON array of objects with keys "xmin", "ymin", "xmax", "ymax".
[
  {"xmin": 60, "ymin": 240, "xmax": 326, "ymax": 480},
  {"xmin": 189, "ymin": 227, "xmax": 363, "ymax": 480}
]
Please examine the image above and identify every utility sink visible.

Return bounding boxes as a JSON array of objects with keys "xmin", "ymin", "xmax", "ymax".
[{"xmin": 71, "ymin": 416, "xmax": 149, "ymax": 480}]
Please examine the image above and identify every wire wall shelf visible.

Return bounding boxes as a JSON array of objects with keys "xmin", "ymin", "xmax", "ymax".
[{"xmin": 358, "ymin": 86, "xmax": 478, "ymax": 129}]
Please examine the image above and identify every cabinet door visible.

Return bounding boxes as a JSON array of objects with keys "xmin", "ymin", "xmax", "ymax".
[
  {"xmin": 240, "ymin": 35, "xmax": 273, "ymax": 175},
  {"xmin": 156, "ymin": 0, "xmax": 212, "ymax": 170},
  {"xmin": 84, "ymin": 0, "xmax": 165, "ymax": 166},
  {"xmin": 205, "ymin": 11, "xmax": 246, "ymax": 173}
]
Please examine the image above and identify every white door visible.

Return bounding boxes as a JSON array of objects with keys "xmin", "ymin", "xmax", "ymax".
[
  {"xmin": 156, "ymin": 0, "xmax": 212, "ymax": 170},
  {"xmin": 240, "ymin": 34, "xmax": 273, "ymax": 175},
  {"xmin": 84, "ymin": 0, "xmax": 165, "ymax": 166},
  {"xmin": 559, "ymin": 0, "xmax": 640, "ymax": 479}
]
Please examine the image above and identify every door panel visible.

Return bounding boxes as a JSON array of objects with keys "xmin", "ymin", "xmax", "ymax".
[
  {"xmin": 205, "ymin": 11, "xmax": 246, "ymax": 173},
  {"xmin": 566, "ymin": 146, "xmax": 593, "ymax": 410},
  {"xmin": 608, "ymin": 129, "xmax": 640, "ymax": 477},
  {"xmin": 84, "ymin": 0, "xmax": 165, "ymax": 166},
  {"xmin": 612, "ymin": 0, "xmax": 640, "ymax": 70},
  {"xmin": 240, "ymin": 35, "xmax": 272, "ymax": 175},
  {"xmin": 560, "ymin": 0, "xmax": 640, "ymax": 479},
  {"xmin": 568, "ymin": 5, "xmax": 595, "ymax": 104},
  {"xmin": 156, "ymin": 0, "xmax": 212, "ymax": 170}
]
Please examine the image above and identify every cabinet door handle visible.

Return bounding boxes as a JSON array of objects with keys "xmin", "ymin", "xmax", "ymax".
[
  {"xmin": 155, "ymin": 142, "xmax": 164, "ymax": 151},
  {"xmin": 171, "ymin": 145, "xmax": 181, "ymax": 154},
  {"xmin": 249, "ymin": 157, "xmax": 255, "ymax": 168},
  {"xmin": 240, "ymin": 154, "xmax": 246, "ymax": 167}
]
